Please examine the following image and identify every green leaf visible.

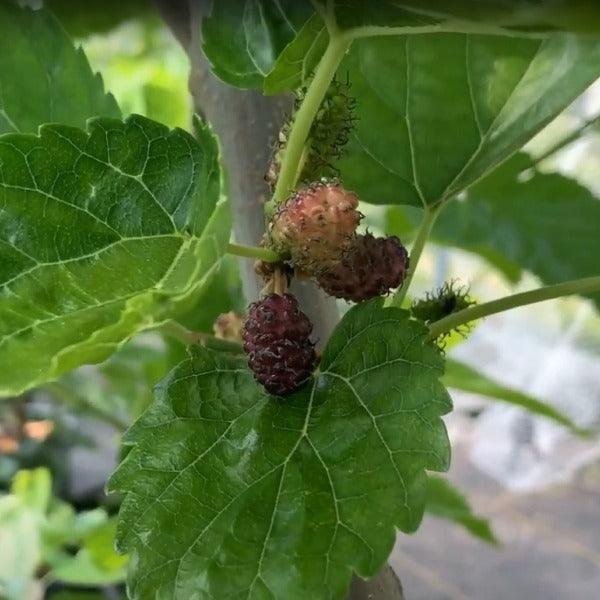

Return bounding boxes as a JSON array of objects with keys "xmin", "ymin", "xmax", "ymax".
[
  {"xmin": 0, "ymin": 497, "xmax": 41, "ymax": 600},
  {"xmin": 176, "ymin": 254, "xmax": 245, "ymax": 333},
  {"xmin": 10, "ymin": 467, "xmax": 51, "ymax": 513},
  {"xmin": 48, "ymin": 592, "xmax": 113, "ymax": 600},
  {"xmin": 334, "ymin": 1, "xmax": 600, "ymax": 34},
  {"xmin": 51, "ymin": 518, "xmax": 127, "ymax": 586},
  {"xmin": 333, "ymin": 1, "xmax": 444, "ymax": 30},
  {"xmin": 433, "ymin": 154, "xmax": 600, "ymax": 308},
  {"xmin": 443, "ymin": 357, "xmax": 588, "ymax": 436},
  {"xmin": 0, "ymin": 469, "xmax": 52, "ymax": 600},
  {"xmin": 426, "ymin": 475, "xmax": 498, "ymax": 545},
  {"xmin": 109, "ymin": 299, "xmax": 452, "ymax": 600},
  {"xmin": 337, "ymin": 34, "xmax": 600, "ymax": 206},
  {"xmin": 201, "ymin": 0, "xmax": 314, "ymax": 88},
  {"xmin": 385, "ymin": 203, "xmax": 522, "ymax": 283},
  {"xmin": 51, "ymin": 549, "xmax": 127, "ymax": 586},
  {"xmin": 45, "ymin": 0, "xmax": 150, "ymax": 37},
  {"xmin": 0, "ymin": 114, "xmax": 230, "ymax": 396},
  {"xmin": 0, "ymin": 2, "xmax": 120, "ymax": 135},
  {"xmin": 43, "ymin": 503, "xmax": 108, "ymax": 550},
  {"xmin": 264, "ymin": 13, "xmax": 329, "ymax": 94},
  {"xmin": 58, "ymin": 334, "xmax": 181, "ymax": 424}
]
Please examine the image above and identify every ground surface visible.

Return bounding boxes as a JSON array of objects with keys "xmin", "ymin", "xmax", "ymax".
[{"xmin": 392, "ymin": 445, "xmax": 600, "ymax": 600}]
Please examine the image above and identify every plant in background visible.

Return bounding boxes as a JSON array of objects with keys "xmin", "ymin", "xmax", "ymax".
[{"xmin": 1, "ymin": 1, "xmax": 599, "ymax": 599}]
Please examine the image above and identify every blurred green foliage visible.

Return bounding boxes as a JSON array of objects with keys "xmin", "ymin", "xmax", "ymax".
[
  {"xmin": 81, "ymin": 17, "xmax": 191, "ymax": 130},
  {"xmin": 0, "ymin": 468, "xmax": 126, "ymax": 599}
]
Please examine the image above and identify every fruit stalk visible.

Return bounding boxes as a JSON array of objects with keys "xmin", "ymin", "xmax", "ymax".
[{"xmin": 267, "ymin": 35, "xmax": 352, "ymax": 213}]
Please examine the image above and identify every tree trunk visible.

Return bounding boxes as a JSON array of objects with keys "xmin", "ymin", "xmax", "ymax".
[{"xmin": 155, "ymin": 1, "xmax": 403, "ymax": 597}]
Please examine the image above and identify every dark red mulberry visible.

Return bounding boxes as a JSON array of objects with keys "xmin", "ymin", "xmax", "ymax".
[
  {"xmin": 242, "ymin": 293, "xmax": 316, "ymax": 396},
  {"xmin": 317, "ymin": 234, "xmax": 409, "ymax": 302},
  {"xmin": 268, "ymin": 181, "xmax": 362, "ymax": 274}
]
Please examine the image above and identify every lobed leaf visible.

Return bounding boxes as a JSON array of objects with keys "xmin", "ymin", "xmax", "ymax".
[
  {"xmin": 0, "ymin": 114, "xmax": 230, "ymax": 396},
  {"xmin": 109, "ymin": 300, "xmax": 452, "ymax": 600}
]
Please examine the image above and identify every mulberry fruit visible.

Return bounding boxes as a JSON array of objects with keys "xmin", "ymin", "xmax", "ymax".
[
  {"xmin": 411, "ymin": 282, "xmax": 476, "ymax": 349},
  {"xmin": 242, "ymin": 293, "xmax": 316, "ymax": 396},
  {"xmin": 268, "ymin": 181, "xmax": 362, "ymax": 274},
  {"xmin": 266, "ymin": 78, "xmax": 356, "ymax": 188},
  {"xmin": 411, "ymin": 282, "xmax": 475, "ymax": 325},
  {"xmin": 317, "ymin": 234, "xmax": 409, "ymax": 302}
]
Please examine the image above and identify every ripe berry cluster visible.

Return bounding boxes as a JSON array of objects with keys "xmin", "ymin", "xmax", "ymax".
[
  {"xmin": 241, "ymin": 180, "xmax": 409, "ymax": 396},
  {"xmin": 240, "ymin": 80, "xmax": 410, "ymax": 397}
]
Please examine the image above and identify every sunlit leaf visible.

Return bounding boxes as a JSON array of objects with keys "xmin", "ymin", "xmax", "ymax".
[{"xmin": 0, "ymin": 115, "xmax": 229, "ymax": 396}]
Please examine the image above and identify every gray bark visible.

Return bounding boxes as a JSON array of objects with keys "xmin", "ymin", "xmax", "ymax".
[
  {"xmin": 184, "ymin": 0, "xmax": 338, "ymax": 341},
  {"xmin": 156, "ymin": 0, "xmax": 403, "ymax": 597}
]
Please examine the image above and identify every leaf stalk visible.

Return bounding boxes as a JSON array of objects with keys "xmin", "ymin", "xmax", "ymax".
[{"xmin": 388, "ymin": 204, "xmax": 442, "ymax": 307}]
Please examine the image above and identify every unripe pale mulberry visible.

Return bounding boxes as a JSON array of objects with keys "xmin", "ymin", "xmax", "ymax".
[{"xmin": 268, "ymin": 181, "xmax": 362, "ymax": 274}]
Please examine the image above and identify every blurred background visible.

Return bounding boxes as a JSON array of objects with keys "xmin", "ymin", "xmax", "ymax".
[{"xmin": 1, "ymin": 3, "xmax": 599, "ymax": 600}]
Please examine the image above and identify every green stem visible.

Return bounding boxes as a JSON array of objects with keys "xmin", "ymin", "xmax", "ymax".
[
  {"xmin": 46, "ymin": 382, "xmax": 129, "ymax": 432},
  {"xmin": 227, "ymin": 242, "xmax": 280, "ymax": 262},
  {"xmin": 388, "ymin": 204, "xmax": 442, "ymax": 307},
  {"xmin": 160, "ymin": 320, "xmax": 244, "ymax": 354},
  {"xmin": 265, "ymin": 33, "xmax": 352, "ymax": 214},
  {"xmin": 427, "ymin": 276, "xmax": 600, "ymax": 340}
]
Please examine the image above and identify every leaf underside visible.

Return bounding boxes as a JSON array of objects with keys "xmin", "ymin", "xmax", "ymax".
[
  {"xmin": 0, "ymin": 114, "xmax": 229, "ymax": 396},
  {"xmin": 337, "ymin": 33, "xmax": 600, "ymax": 206},
  {"xmin": 438, "ymin": 154, "xmax": 600, "ymax": 309},
  {"xmin": 109, "ymin": 300, "xmax": 452, "ymax": 600},
  {"xmin": 202, "ymin": 0, "xmax": 314, "ymax": 89}
]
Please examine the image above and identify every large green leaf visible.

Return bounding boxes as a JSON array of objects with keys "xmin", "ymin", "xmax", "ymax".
[
  {"xmin": 337, "ymin": 34, "xmax": 600, "ymax": 207},
  {"xmin": 0, "ymin": 2, "xmax": 120, "ymax": 135},
  {"xmin": 45, "ymin": 0, "xmax": 150, "ymax": 37},
  {"xmin": 204, "ymin": 1, "xmax": 600, "ymax": 92},
  {"xmin": 432, "ymin": 154, "xmax": 600, "ymax": 308},
  {"xmin": 109, "ymin": 300, "xmax": 452, "ymax": 599},
  {"xmin": 444, "ymin": 357, "xmax": 587, "ymax": 435},
  {"xmin": 426, "ymin": 476, "xmax": 497, "ymax": 545},
  {"xmin": 0, "ymin": 115, "xmax": 230, "ymax": 396},
  {"xmin": 202, "ymin": 0, "xmax": 314, "ymax": 89},
  {"xmin": 333, "ymin": 1, "xmax": 600, "ymax": 33},
  {"xmin": 335, "ymin": 1, "xmax": 600, "ymax": 33}
]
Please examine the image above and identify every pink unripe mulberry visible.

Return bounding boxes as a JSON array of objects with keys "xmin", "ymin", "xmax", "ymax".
[{"xmin": 268, "ymin": 181, "xmax": 362, "ymax": 274}]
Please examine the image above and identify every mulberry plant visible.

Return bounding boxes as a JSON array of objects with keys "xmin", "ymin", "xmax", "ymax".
[{"xmin": 1, "ymin": 2, "xmax": 600, "ymax": 600}]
